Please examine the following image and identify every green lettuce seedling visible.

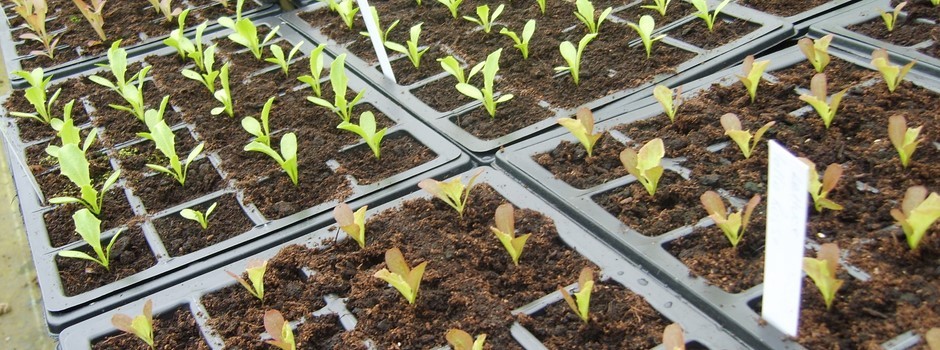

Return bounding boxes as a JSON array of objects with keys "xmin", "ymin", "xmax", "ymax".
[
  {"xmin": 137, "ymin": 97, "xmax": 207, "ymax": 186},
  {"xmin": 73, "ymin": 0, "xmax": 107, "ymax": 41},
  {"xmin": 555, "ymin": 33, "xmax": 597, "ymax": 86},
  {"xmin": 880, "ymin": 1, "xmax": 906, "ymax": 32},
  {"xmin": 871, "ymin": 48, "xmax": 915, "ymax": 93},
  {"xmin": 890, "ymin": 186, "xmax": 940, "ymax": 250},
  {"xmin": 736, "ymin": 55, "xmax": 770, "ymax": 103},
  {"xmin": 438, "ymin": 56, "xmax": 483, "ymax": 84},
  {"xmin": 226, "ymin": 259, "xmax": 268, "ymax": 301},
  {"xmin": 700, "ymin": 191, "xmax": 760, "ymax": 248},
  {"xmin": 185, "ymin": 21, "xmax": 212, "ymax": 72},
  {"xmin": 557, "ymin": 107, "xmax": 603, "ymax": 157},
  {"xmin": 89, "ymin": 40, "xmax": 148, "ymax": 93},
  {"xmin": 456, "ymin": 49, "xmax": 515, "ymax": 117},
  {"xmin": 446, "ymin": 329, "xmax": 486, "ymax": 350},
  {"xmin": 297, "ymin": 43, "xmax": 329, "ymax": 98},
  {"xmin": 620, "ymin": 138, "xmax": 665, "ymax": 197},
  {"xmin": 798, "ymin": 34, "xmax": 833, "ymax": 73},
  {"xmin": 334, "ymin": 203, "xmax": 368, "ymax": 248},
  {"xmin": 320, "ymin": 0, "xmax": 339, "ymax": 12},
  {"xmin": 690, "ymin": 0, "xmax": 731, "ymax": 31},
  {"xmin": 500, "ymin": 19, "xmax": 536, "ymax": 59},
  {"xmin": 338, "ymin": 111, "xmax": 387, "ymax": 158},
  {"xmin": 573, "ymin": 0, "xmax": 612, "ymax": 34},
  {"xmin": 266, "ymin": 41, "xmax": 304, "ymax": 76},
  {"xmin": 490, "ymin": 203, "xmax": 531, "ymax": 266},
  {"xmin": 373, "ymin": 247, "xmax": 428, "ymax": 304},
  {"xmin": 10, "ymin": 68, "xmax": 61, "ymax": 124},
  {"xmin": 16, "ymin": 0, "xmax": 58, "ymax": 58},
  {"xmin": 887, "ymin": 114, "xmax": 922, "ymax": 168},
  {"xmin": 463, "ymin": 4, "xmax": 504, "ymax": 34},
  {"xmin": 642, "ymin": 0, "xmax": 671, "ymax": 16},
  {"xmin": 146, "ymin": 0, "xmax": 181, "ymax": 22},
  {"xmin": 359, "ymin": 6, "xmax": 399, "ymax": 44},
  {"xmin": 182, "ymin": 44, "xmax": 220, "ymax": 94},
  {"xmin": 438, "ymin": 0, "xmax": 463, "ymax": 19},
  {"xmin": 799, "ymin": 73, "xmax": 847, "ymax": 129},
  {"xmin": 180, "ymin": 202, "xmax": 217, "ymax": 230},
  {"xmin": 263, "ymin": 309, "xmax": 295, "ymax": 350},
  {"xmin": 58, "ymin": 209, "xmax": 124, "ymax": 270},
  {"xmin": 111, "ymin": 299, "xmax": 154, "ymax": 349},
  {"xmin": 535, "ymin": 0, "xmax": 546, "ymax": 14},
  {"xmin": 559, "ymin": 267, "xmax": 594, "ymax": 323},
  {"xmin": 663, "ymin": 323, "xmax": 685, "ymax": 350},
  {"xmin": 307, "ymin": 54, "xmax": 367, "ymax": 122},
  {"xmin": 802, "ymin": 243, "xmax": 843, "ymax": 310},
  {"xmin": 653, "ymin": 84, "xmax": 682, "ymax": 122},
  {"xmin": 164, "ymin": 9, "xmax": 195, "ymax": 59},
  {"xmin": 111, "ymin": 65, "xmax": 153, "ymax": 121},
  {"xmin": 384, "ymin": 23, "xmax": 430, "ymax": 68},
  {"xmin": 336, "ymin": 0, "xmax": 360, "ymax": 29},
  {"xmin": 218, "ymin": 16, "xmax": 279, "ymax": 59},
  {"xmin": 720, "ymin": 113, "xmax": 775, "ymax": 159},
  {"xmin": 244, "ymin": 132, "xmax": 299, "ymax": 185},
  {"xmin": 241, "ymin": 96, "xmax": 276, "ymax": 147},
  {"xmin": 418, "ymin": 170, "xmax": 483, "ymax": 218},
  {"xmin": 799, "ymin": 158, "xmax": 844, "ymax": 212},
  {"xmin": 212, "ymin": 63, "xmax": 234, "ymax": 117},
  {"xmin": 628, "ymin": 15, "xmax": 666, "ymax": 58}
]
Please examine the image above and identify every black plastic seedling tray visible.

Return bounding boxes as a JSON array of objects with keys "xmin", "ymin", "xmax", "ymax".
[
  {"xmin": 1, "ymin": 16, "xmax": 469, "ymax": 333},
  {"xmin": 496, "ymin": 45, "xmax": 940, "ymax": 350},
  {"xmin": 279, "ymin": 0, "xmax": 792, "ymax": 162},
  {"xmin": 731, "ymin": 0, "xmax": 860, "ymax": 32},
  {"xmin": 57, "ymin": 167, "xmax": 746, "ymax": 349}
]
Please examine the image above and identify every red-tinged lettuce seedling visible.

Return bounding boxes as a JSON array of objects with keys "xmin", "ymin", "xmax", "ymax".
[
  {"xmin": 798, "ymin": 34, "xmax": 833, "ymax": 73},
  {"xmin": 799, "ymin": 73, "xmax": 847, "ymax": 129},
  {"xmin": 241, "ymin": 96, "xmax": 276, "ymax": 147},
  {"xmin": 574, "ymin": 0, "xmax": 612, "ymax": 34},
  {"xmin": 338, "ymin": 111, "xmax": 387, "ymax": 159},
  {"xmin": 385, "ymin": 23, "xmax": 430, "ymax": 68},
  {"xmin": 16, "ymin": 0, "xmax": 58, "ymax": 58},
  {"xmin": 871, "ymin": 49, "xmax": 915, "ymax": 93},
  {"xmin": 720, "ymin": 113, "xmax": 775, "ymax": 159},
  {"xmin": 500, "ymin": 19, "xmax": 536, "ymax": 60},
  {"xmin": 557, "ymin": 107, "xmax": 603, "ymax": 157},
  {"xmin": 802, "ymin": 243, "xmax": 843, "ymax": 310},
  {"xmin": 663, "ymin": 323, "xmax": 685, "ymax": 350},
  {"xmin": 620, "ymin": 138, "xmax": 665, "ymax": 197},
  {"xmin": 418, "ymin": 170, "xmax": 483, "ymax": 218},
  {"xmin": 642, "ymin": 0, "xmax": 671, "ymax": 16},
  {"xmin": 736, "ymin": 55, "xmax": 770, "ymax": 103},
  {"xmin": 490, "ymin": 203, "xmax": 531, "ymax": 266},
  {"xmin": 10, "ymin": 68, "xmax": 62, "ymax": 124},
  {"xmin": 111, "ymin": 299, "xmax": 154, "ymax": 349},
  {"xmin": 556, "ymin": 33, "xmax": 597, "ymax": 86},
  {"xmin": 463, "ymin": 4, "xmax": 504, "ymax": 34},
  {"xmin": 457, "ymin": 49, "xmax": 514, "ymax": 117},
  {"xmin": 799, "ymin": 158, "xmax": 844, "ymax": 212},
  {"xmin": 244, "ymin": 132, "xmax": 299, "ymax": 186},
  {"xmin": 307, "ymin": 54, "xmax": 366, "ymax": 123},
  {"xmin": 138, "ymin": 97, "xmax": 207, "ymax": 186},
  {"xmin": 180, "ymin": 202, "xmax": 217, "ymax": 230},
  {"xmin": 690, "ymin": 0, "xmax": 731, "ymax": 31},
  {"xmin": 297, "ymin": 43, "xmax": 329, "ymax": 98},
  {"xmin": 888, "ymin": 114, "xmax": 922, "ymax": 168},
  {"xmin": 700, "ymin": 191, "xmax": 760, "ymax": 248},
  {"xmin": 628, "ymin": 15, "xmax": 666, "ymax": 58},
  {"xmin": 72, "ymin": 0, "xmax": 107, "ymax": 41},
  {"xmin": 266, "ymin": 41, "xmax": 304, "ymax": 76},
  {"xmin": 559, "ymin": 267, "xmax": 595, "ymax": 323},
  {"xmin": 373, "ymin": 247, "xmax": 428, "ymax": 304},
  {"xmin": 227, "ymin": 259, "xmax": 268, "ymax": 301},
  {"xmin": 446, "ymin": 329, "xmax": 486, "ymax": 350},
  {"xmin": 333, "ymin": 203, "xmax": 368, "ymax": 248},
  {"xmin": 58, "ymin": 209, "xmax": 124, "ymax": 270},
  {"xmin": 890, "ymin": 186, "xmax": 940, "ymax": 250},
  {"xmin": 653, "ymin": 84, "xmax": 682, "ymax": 122},
  {"xmin": 438, "ymin": 0, "xmax": 463, "ymax": 19},
  {"xmin": 263, "ymin": 309, "xmax": 296, "ymax": 350},
  {"xmin": 880, "ymin": 1, "xmax": 906, "ymax": 32}
]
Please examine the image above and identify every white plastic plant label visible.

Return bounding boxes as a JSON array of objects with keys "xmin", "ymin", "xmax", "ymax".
[
  {"xmin": 761, "ymin": 140, "xmax": 809, "ymax": 337},
  {"xmin": 355, "ymin": 0, "xmax": 396, "ymax": 83}
]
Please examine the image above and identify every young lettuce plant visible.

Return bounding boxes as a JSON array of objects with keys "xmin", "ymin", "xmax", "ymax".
[
  {"xmin": 359, "ymin": 6, "xmax": 399, "ymax": 44},
  {"xmin": 653, "ymin": 84, "xmax": 682, "ymax": 122},
  {"xmin": 58, "ymin": 209, "xmax": 124, "ymax": 270},
  {"xmin": 500, "ymin": 19, "xmax": 536, "ymax": 59},
  {"xmin": 185, "ymin": 21, "xmax": 212, "ymax": 72},
  {"xmin": 111, "ymin": 299, "xmax": 154, "ymax": 349},
  {"xmin": 535, "ymin": 0, "xmax": 546, "ymax": 14},
  {"xmin": 720, "ymin": 113, "xmax": 775, "ymax": 159},
  {"xmin": 663, "ymin": 323, "xmax": 685, "ymax": 350},
  {"xmin": 799, "ymin": 73, "xmax": 847, "ymax": 129},
  {"xmin": 146, "ymin": 0, "xmax": 181, "ymax": 22},
  {"xmin": 799, "ymin": 158, "xmax": 844, "ymax": 212},
  {"xmin": 798, "ymin": 34, "xmax": 833, "ymax": 73},
  {"xmin": 490, "ymin": 203, "xmax": 531, "ymax": 266},
  {"xmin": 463, "ymin": 4, "xmax": 505, "ymax": 34},
  {"xmin": 438, "ymin": 56, "xmax": 484, "ymax": 84},
  {"xmin": 573, "ymin": 0, "xmax": 612, "ymax": 34},
  {"xmin": 16, "ymin": 0, "xmax": 58, "ymax": 58},
  {"xmin": 890, "ymin": 186, "xmax": 940, "ymax": 250},
  {"xmin": 307, "ymin": 54, "xmax": 367, "ymax": 122},
  {"xmin": 384, "ymin": 23, "xmax": 430, "ymax": 68},
  {"xmin": 88, "ymin": 40, "xmax": 145, "ymax": 94},
  {"xmin": 263, "ymin": 309, "xmax": 296, "ymax": 350},
  {"xmin": 438, "ymin": 0, "xmax": 463, "ymax": 19},
  {"xmin": 180, "ymin": 202, "xmax": 217, "ymax": 230},
  {"xmin": 163, "ymin": 9, "xmax": 196, "ymax": 59},
  {"xmin": 373, "ymin": 247, "xmax": 428, "ymax": 304},
  {"xmin": 218, "ymin": 16, "xmax": 279, "ymax": 60},
  {"xmin": 628, "ymin": 15, "xmax": 666, "ymax": 58},
  {"xmin": 338, "ymin": 111, "xmax": 387, "ymax": 158},
  {"xmin": 559, "ymin": 267, "xmax": 595, "ymax": 323},
  {"xmin": 880, "ymin": 1, "xmax": 906, "ymax": 32},
  {"xmin": 10, "ymin": 68, "xmax": 61, "ymax": 124},
  {"xmin": 182, "ymin": 44, "xmax": 220, "ymax": 94},
  {"xmin": 418, "ymin": 170, "xmax": 483, "ymax": 218},
  {"xmin": 334, "ymin": 203, "xmax": 368, "ymax": 248},
  {"xmin": 802, "ymin": 243, "xmax": 844, "ymax": 310},
  {"xmin": 446, "ymin": 329, "xmax": 486, "ymax": 350},
  {"xmin": 642, "ymin": 0, "xmax": 671, "ymax": 16},
  {"xmin": 111, "ymin": 65, "xmax": 152, "ymax": 121},
  {"xmin": 456, "ymin": 49, "xmax": 515, "ymax": 117},
  {"xmin": 241, "ymin": 96, "xmax": 276, "ymax": 147},
  {"xmin": 557, "ymin": 107, "xmax": 603, "ymax": 157},
  {"xmin": 620, "ymin": 138, "xmax": 665, "ymax": 197},
  {"xmin": 244, "ymin": 132, "xmax": 299, "ymax": 185},
  {"xmin": 736, "ymin": 55, "xmax": 770, "ymax": 103},
  {"xmin": 72, "ymin": 0, "xmax": 107, "ymax": 41},
  {"xmin": 137, "ymin": 97, "xmax": 207, "ymax": 186},
  {"xmin": 211, "ymin": 63, "xmax": 234, "ymax": 117},
  {"xmin": 690, "ymin": 0, "xmax": 731, "ymax": 31},
  {"xmin": 887, "ymin": 114, "xmax": 922, "ymax": 168},
  {"xmin": 871, "ymin": 48, "xmax": 915, "ymax": 93},
  {"xmin": 297, "ymin": 43, "xmax": 328, "ymax": 98},
  {"xmin": 266, "ymin": 41, "xmax": 304, "ymax": 76},
  {"xmin": 700, "ymin": 191, "xmax": 761, "ymax": 248},
  {"xmin": 226, "ymin": 259, "xmax": 268, "ymax": 301},
  {"xmin": 555, "ymin": 33, "xmax": 597, "ymax": 86},
  {"xmin": 336, "ymin": 0, "xmax": 360, "ymax": 29}
]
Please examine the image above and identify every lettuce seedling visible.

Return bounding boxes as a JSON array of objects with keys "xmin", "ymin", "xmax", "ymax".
[
  {"xmin": 338, "ymin": 111, "xmax": 387, "ymax": 158},
  {"xmin": 72, "ymin": 0, "xmax": 107, "ymax": 41},
  {"xmin": 241, "ymin": 96, "xmax": 276, "ymax": 147},
  {"xmin": 333, "ymin": 203, "xmax": 368, "ymax": 248},
  {"xmin": 373, "ymin": 247, "xmax": 428, "ymax": 304},
  {"xmin": 557, "ymin": 107, "xmax": 603, "ymax": 157},
  {"xmin": 880, "ymin": 1, "xmax": 906, "ymax": 32},
  {"xmin": 890, "ymin": 186, "xmax": 940, "ymax": 250},
  {"xmin": 871, "ymin": 48, "xmax": 915, "ymax": 93},
  {"xmin": 535, "ymin": 0, "xmax": 546, "ymax": 14},
  {"xmin": 463, "ymin": 4, "xmax": 504, "ymax": 34},
  {"xmin": 690, "ymin": 0, "xmax": 731, "ymax": 31},
  {"xmin": 58, "ymin": 209, "xmax": 124, "ymax": 270},
  {"xmin": 620, "ymin": 138, "xmax": 665, "ymax": 197},
  {"xmin": 887, "ymin": 114, "xmax": 922, "ymax": 168},
  {"xmin": 628, "ymin": 15, "xmax": 666, "ymax": 58},
  {"xmin": 163, "ymin": 9, "xmax": 196, "ymax": 59},
  {"xmin": 137, "ymin": 97, "xmax": 207, "ymax": 186},
  {"xmin": 653, "ymin": 84, "xmax": 682, "ymax": 122},
  {"xmin": 799, "ymin": 73, "xmax": 847, "ymax": 129},
  {"xmin": 438, "ymin": 0, "xmax": 463, "ymax": 19},
  {"xmin": 16, "ymin": 0, "xmax": 58, "ymax": 58},
  {"xmin": 320, "ymin": 0, "xmax": 339, "ymax": 12},
  {"xmin": 186, "ymin": 21, "xmax": 212, "ymax": 72},
  {"xmin": 211, "ymin": 63, "xmax": 234, "ymax": 117},
  {"xmin": 181, "ymin": 44, "xmax": 220, "ymax": 94},
  {"xmin": 559, "ymin": 267, "xmax": 594, "ymax": 323},
  {"xmin": 226, "ymin": 259, "xmax": 268, "ymax": 301},
  {"xmin": 245, "ymin": 132, "xmax": 299, "ymax": 185},
  {"xmin": 266, "ymin": 41, "xmax": 304, "ymax": 76},
  {"xmin": 736, "ymin": 55, "xmax": 770, "ymax": 103},
  {"xmin": 111, "ymin": 299, "xmax": 154, "ymax": 349},
  {"xmin": 111, "ymin": 65, "xmax": 153, "ymax": 121},
  {"xmin": 642, "ymin": 0, "xmax": 671, "ymax": 16},
  {"xmin": 336, "ymin": 0, "xmax": 360, "ymax": 29},
  {"xmin": 573, "ymin": 0, "xmax": 612, "ymax": 34},
  {"xmin": 456, "ymin": 49, "xmax": 515, "ymax": 117},
  {"xmin": 438, "ymin": 56, "xmax": 483, "ymax": 84},
  {"xmin": 297, "ymin": 44, "xmax": 328, "ymax": 98},
  {"xmin": 555, "ymin": 33, "xmax": 597, "ymax": 86},
  {"xmin": 798, "ymin": 34, "xmax": 833, "ymax": 73},
  {"xmin": 663, "ymin": 323, "xmax": 685, "ymax": 350},
  {"xmin": 720, "ymin": 113, "xmax": 775, "ymax": 159},
  {"xmin": 359, "ymin": 6, "xmax": 399, "ymax": 44},
  {"xmin": 799, "ymin": 158, "xmax": 844, "ymax": 212},
  {"xmin": 307, "ymin": 54, "xmax": 367, "ymax": 122},
  {"xmin": 89, "ymin": 40, "xmax": 146, "ymax": 93},
  {"xmin": 802, "ymin": 243, "xmax": 843, "ymax": 310},
  {"xmin": 146, "ymin": 0, "xmax": 181, "ymax": 22},
  {"xmin": 700, "ymin": 191, "xmax": 760, "ymax": 248},
  {"xmin": 418, "ymin": 170, "xmax": 483, "ymax": 218},
  {"xmin": 500, "ymin": 19, "xmax": 536, "ymax": 59},
  {"xmin": 490, "ymin": 203, "xmax": 531, "ymax": 266},
  {"xmin": 263, "ymin": 309, "xmax": 295, "ymax": 350},
  {"xmin": 218, "ymin": 16, "xmax": 279, "ymax": 59},
  {"xmin": 180, "ymin": 202, "xmax": 217, "ymax": 230},
  {"xmin": 446, "ymin": 329, "xmax": 486, "ymax": 350},
  {"xmin": 384, "ymin": 23, "xmax": 430, "ymax": 68},
  {"xmin": 10, "ymin": 68, "xmax": 61, "ymax": 124}
]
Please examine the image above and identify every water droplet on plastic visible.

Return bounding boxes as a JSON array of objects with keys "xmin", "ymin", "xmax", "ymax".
[
  {"xmin": 638, "ymin": 278, "xmax": 648, "ymax": 286},
  {"xmin": 617, "ymin": 271, "xmax": 624, "ymax": 276},
  {"xmin": 663, "ymin": 302, "xmax": 673, "ymax": 308}
]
